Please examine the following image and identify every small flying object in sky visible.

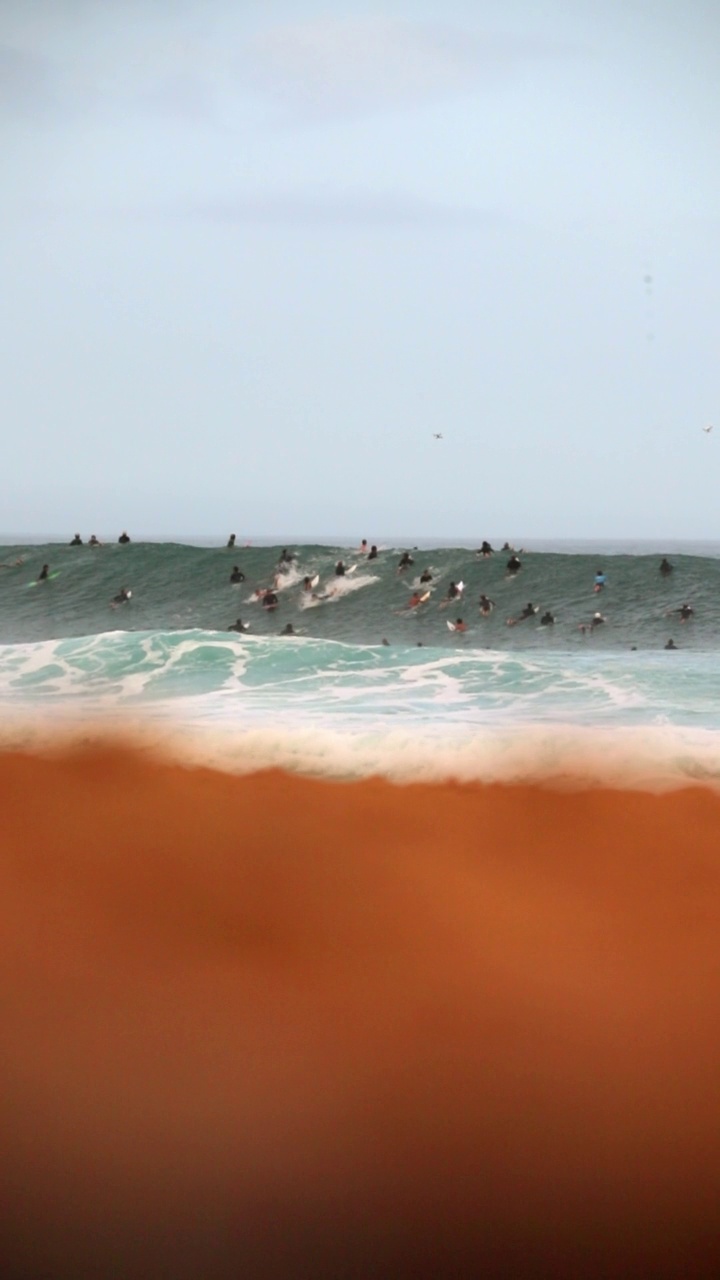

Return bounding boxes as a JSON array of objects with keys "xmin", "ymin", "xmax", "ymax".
[
  {"xmin": 432, "ymin": 433, "xmax": 443, "ymax": 440},
  {"xmin": 702, "ymin": 425, "xmax": 713, "ymax": 433}
]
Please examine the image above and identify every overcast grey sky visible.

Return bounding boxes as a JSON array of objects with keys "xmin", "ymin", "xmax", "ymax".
[{"xmin": 1, "ymin": 0, "xmax": 719, "ymax": 538}]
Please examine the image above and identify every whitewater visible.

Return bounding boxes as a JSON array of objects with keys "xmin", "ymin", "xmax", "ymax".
[{"xmin": 2, "ymin": 537, "xmax": 720, "ymax": 787}]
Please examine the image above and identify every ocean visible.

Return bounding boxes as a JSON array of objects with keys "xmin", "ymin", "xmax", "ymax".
[{"xmin": 2, "ymin": 535, "xmax": 719, "ymax": 785}]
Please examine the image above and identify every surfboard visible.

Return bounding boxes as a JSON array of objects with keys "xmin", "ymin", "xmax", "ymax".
[
  {"xmin": 447, "ymin": 620, "xmax": 457, "ymax": 631},
  {"xmin": 25, "ymin": 571, "xmax": 60, "ymax": 589},
  {"xmin": 310, "ymin": 574, "xmax": 320, "ymax": 588}
]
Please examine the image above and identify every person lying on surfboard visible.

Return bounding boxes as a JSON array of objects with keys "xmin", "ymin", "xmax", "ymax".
[{"xmin": 452, "ymin": 618, "xmax": 467, "ymax": 633}]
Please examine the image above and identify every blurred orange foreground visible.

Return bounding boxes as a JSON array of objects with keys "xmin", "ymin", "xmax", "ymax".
[{"xmin": 2, "ymin": 741, "xmax": 720, "ymax": 1278}]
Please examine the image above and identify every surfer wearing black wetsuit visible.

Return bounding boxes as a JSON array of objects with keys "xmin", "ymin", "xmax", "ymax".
[
  {"xmin": 506, "ymin": 554, "xmax": 522, "ymax": 576},
  {"xmin": 262, "ymin": 592, "xmax": 278, "ymax": 609},
  {"xmin": 88, "ymin": 535, "xmax": 101, "ymax": 547},
  {"xmin": 540, "ymin": 610, "xmax": 555, "ymax": 625},
  {"xmin": 38, "ymin": 564, "xmax": 50, "ymax": 581},
  {"xmin": 479, "ymin": 541, "xmax": 493, "ymax": 557},
  {"xmin": 665, "ymin": 638, "xmax": 678, "ymax": 649},
  {"xmin": 70, "ymin": 534, "xmax": 83, "ymax": 546},
  {"xmin": 279, "ymin": 549, "xmax": 295, "ymax": 566},
  {"xmin": 678, "ymin": 603, "xmax": 694, "ymax": 621},
  {"xmin": 446, "ymin": 582, "xmax": 460, "ymax": 600},
  {"xmin": 368, "ymin": 546, "xmax": 379, "ymax": 560},
  {"xmin": 111, "ymin": 587, "xmax": 131, "ymax": 605},
  {"xmin": 230, "ymin": 566, "xmax": 245, "ymax": 583},
  {"xmin": 478, "ymin": 594, "xmax": 495, "ymax": 615},
  {"xmin": 118, "ymin": 532, "xmax": 130, "ymax": 544},
  {"xmin": 419, "ymin": 569, "xmax": 433, "ymax": 584},
  {"xmin": 398, "ymin": 552, "xmax": 414, "ymax": 571},
  {"xmin": 280, "ymin": 623, "xmax": 296, "ymax": 636},
  {"xmin": 659, "ymin": 558, "xmax": 673, "ymax": 576},
  {"xmin": 228, "ymin": 618, "xmax": 248, "ymax": 632},
  {"xmin": 227, "ymin": 534, "xmax": 236, "ymax": 549},
  {"xmin": 335, "ymin": 561, "xmax": 346, "ymax": 576}
]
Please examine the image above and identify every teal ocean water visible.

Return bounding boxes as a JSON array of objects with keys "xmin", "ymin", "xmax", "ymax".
[{"xmin": 2, "ymin": 537, "xmax": 719, "ymax": 784}]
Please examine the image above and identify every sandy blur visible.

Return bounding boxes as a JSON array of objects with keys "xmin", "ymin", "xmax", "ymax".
[{"xmin": 1, "ymin": 740, "xmax": 719, "ymax": 1277}]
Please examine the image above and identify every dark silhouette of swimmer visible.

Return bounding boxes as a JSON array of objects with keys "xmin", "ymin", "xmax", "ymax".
[
  {"xmin": 280, "ymin": 623, "xmax": 296, "ymax": 636},
  {"xmin": 678, "ymin": 603, "xmax": 694, "ymax": 621},
  {"xmin": 118, "ymin": 532, "xmax": 130, "ymax": 545},
  {"xmin": 478, "ymin": 595, "xmax": 495, "ymax": 615},
  {"xmin": 446, "ymin": 581, "xmax": 461, "ymax": 600},
  {"xmin": 70, "ymin": 534, "xmax": 83, "ymax": 546},
  {"xmin": 38, "ymin": 564, "xmax": 50, "ymax": 581},
  {"xmin": 419, "ymin": 569, "xmax": 433, "ymax": 584},
  {"xmin": 335, "ymin": 561, "xmax": 346, "ymax": 576},
  {"xmin": 506, "ymin": 554, "xmax": 522, "ymax": 575},
  {"xmin": 453, "ymin": 618, "xmax": 467, "ymax": 633},
  {"xmin": 228, "ymin": 618, "xmax": 248, "ymax": 633},
  {"xmin": 88, "ymin": 535, "xmax": 101, "ymax": 547},
  {"xmin": 227, "ymin": 534, "xmax": 236, "ymax": 549},
  {"xmin": 381, "ymin": 637, "xmax": 390, "ymax": 646},
  {"xmin": 368, "ymin": 546, "xmax": 379, "ymax": 560},
  {"xmin": 540, "ymin": 611, "xmax": 555, "ymax": 626},
  {"xmin": 262, "ymin": 592, "xmax": 278, "ymax": 609},
  {"xmin": 507, "ymin": 603, "xmax": 536, "ymax": 626},
  {"xmin": 398, "ymin": 552, "xmax": 414, "ymax": 570},
  {"xmin": 279, "ymin": 549, "xmax": 295, "ymax": 565},
  {"xmin": 479, "ymin": 541, "xmax": 493, "ymax": 556},
  {"xmin": 111, "ymin": 587, "xmax": 131, "ymax": 605},
  {"xmin": 659, "ymin": 558, "xmax": 673, "ymax": 576},
  {"xmin": 665, "ymin": 638, "xmax": 678, "ymax": 649},
  {"xmin": 229, "ymin": 566, "xmax": 245, "ymax": 583}
]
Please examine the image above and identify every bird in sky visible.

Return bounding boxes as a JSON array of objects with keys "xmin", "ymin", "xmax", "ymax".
[
  {"xmin": 702, "ymin": 425, "xmax": 713, "ymax": 433},
  {"xmin": 432, "ymin": 432, "xmax": 443, "ymax": 440}
]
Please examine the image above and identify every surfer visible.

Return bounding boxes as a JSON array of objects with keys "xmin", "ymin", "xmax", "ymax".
[
  {"xmin": 478, "ymin": 594, "xmax": 495, "ymax": 616},
  {"xmin": 227, "ymin": 534, "xmax": 236, "ymax": 549},
  {"xmin": 228, "ymin": 618, "xmax": 249, "ymax": 632},
  {"xmin": 398, "ymin": 552, "xmax": 414, "ymax": 571},
  {"xmin": 69, "ymin": 534, "xmax": 83, "ymax": 546},
  {"xmin": 453, "ymin": 618, "xmax": 467, "ymax": 633},
  {"xmin": 367, "ymin": 546, "xmax": 379, "ymax": 561},
  {"xmin": 335, "ymin": 561, "xmax": 346, "ymax": 576},
  {"xmin": 677, "ymin": 603, "xmax": 694, "ymax": 622},
  {"xmin": 659, "ymin": 558, "xmax": 673, "ymax": 576},
  {"xmin": 665, "ymin": 638, "xmax": 678, "ymax": 649},
  {"xmin": 419, "ymin": 568, "xmax": 433, "ymax": 584},
  {"xmin": 594, "ymin": 570, "xmax": 606, "ymax": 591},
  {"xmin": 229, "ymin": 566, "xmax": 246, "ymax": 584},
  {"xmin": 302, "ymin": 576, "xmax": 315, "ymax": 592},
  {"xmin": 279, "ymin": 549, "xmax": 295, "ymax": 566},
  {"xmin": 280, "ymin": 623, "xmax": 296, "ymax": 636},
  {"xmin": 38, "ymin": 564, "xmax": 50, "ymax": 582},
  {"xmin": 88, "ymin": 534, "xmax": 101, "ymax": 547},
  {"xmin": 506, "ymin": 554, "xmax": 522, "ymax": 576},
  {"xmin": 507, "ymin": 603, "xmax": 537, "ymax": 626},
  {"xmin": 118, "ymin": 532, "xmax": 131, "ymax": 545},
  {"xmin": 478, "ymin": 541, "xmax": 494, "ymax": 557},
  {"xmin": 359, "ymin": 540, "xmax": 368, "ymax": 555},
  {"xmin": 540, "ymin": 610, "xmax": 555, "ymax": 626},
  {"xmin": 262, "ymin": 591, "xmax": 279, "ymax": 610},
  {"xmin": 403, "ymin": 591, "xmax": 427, "ymax": 611},
  {"xmin": 111, "ymin": 587, "xmax": 131, "ymax": 605}
]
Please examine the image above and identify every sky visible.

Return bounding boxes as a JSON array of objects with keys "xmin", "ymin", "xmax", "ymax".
[{"xmin": 1, "ymin": 0, "xmax": 719, "ymax": 539}]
